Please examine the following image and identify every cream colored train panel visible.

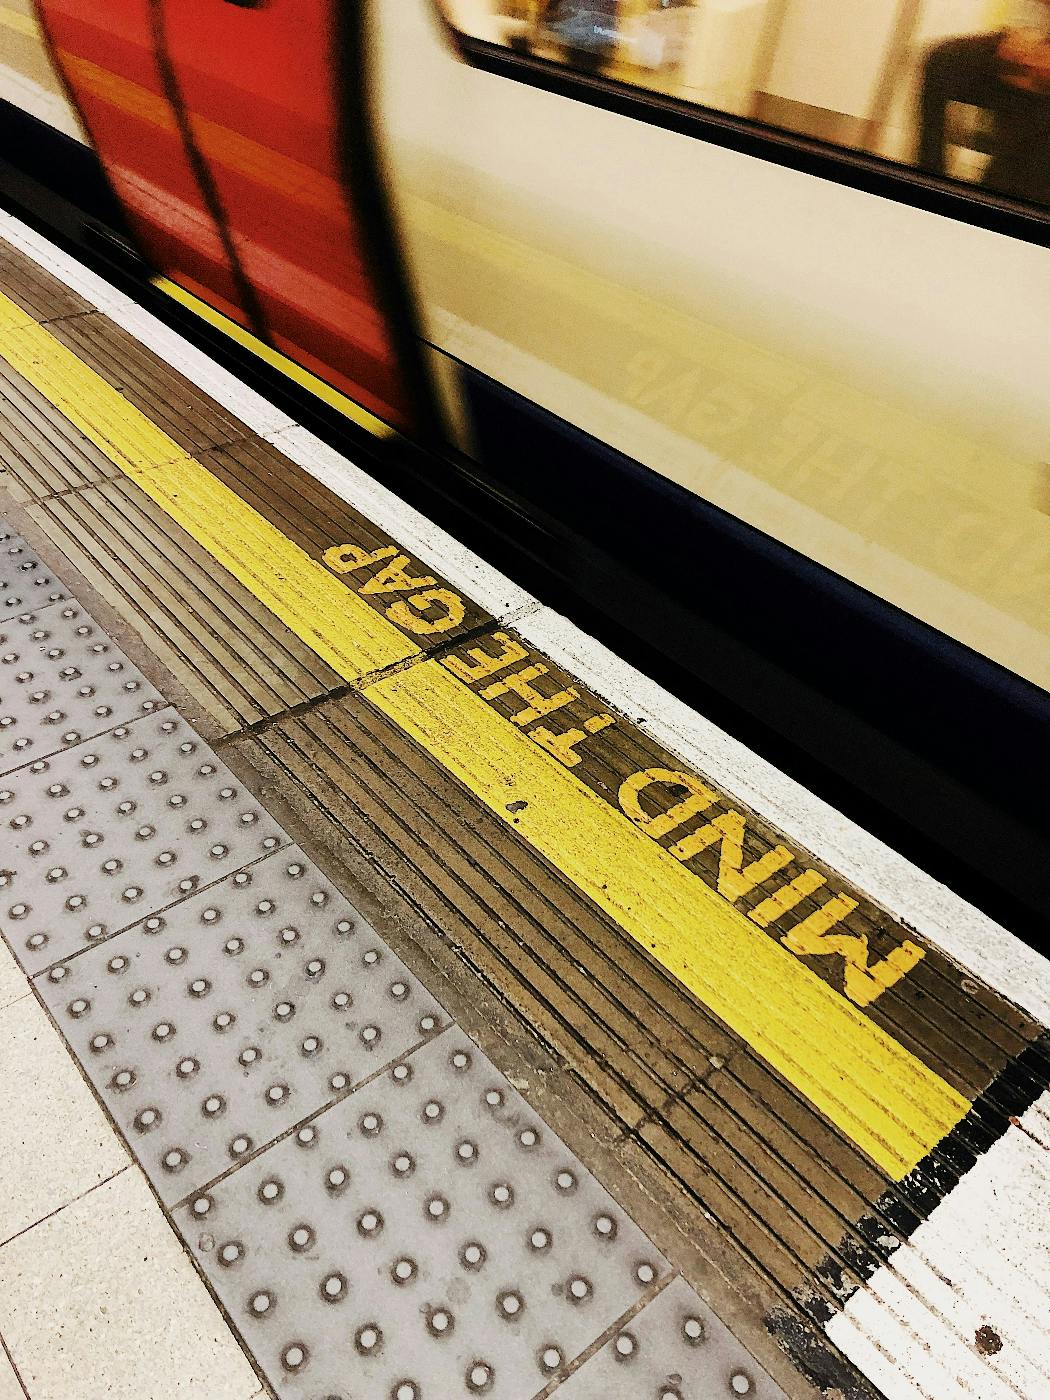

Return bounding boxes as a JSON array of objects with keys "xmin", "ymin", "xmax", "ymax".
[
  {"xmin": 0, "ymin": 1, "xmax": 86, "ymax": 141},
  {"xmin": 374, "ymin": 0, "xmax": 1050, "ymax": 692}
]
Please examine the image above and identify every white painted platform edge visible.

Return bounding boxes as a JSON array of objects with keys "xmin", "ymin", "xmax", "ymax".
[
  {"xmin": 825, "ymin": 1091, "xmax": 1050, "ymax": 1400},
  {"xmin": 3, "ymin": 207, "xmax": 1048, "ymax": 1026}
]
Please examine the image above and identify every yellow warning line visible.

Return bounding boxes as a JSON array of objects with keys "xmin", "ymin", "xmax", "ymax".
[
  {"xmin": 371, "ymin": 662, "xmax": 965, "ymax": 1176},
  {"xmin": 0, "ymin": 305, "xmax": 415, "ymax": 679},
  {"xmin": 0, "ymin": 291, "xmax": 969, "ymax": 1177}
]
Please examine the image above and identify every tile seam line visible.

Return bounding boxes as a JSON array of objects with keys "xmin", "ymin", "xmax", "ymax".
[
  {"xmin": 0, "ymin": 1329, "xmax": 30, "ymax": 1400},
  {"xmin": 536, "ymin": 1270, "xmax": 674, "ymax": 1398},
  {"xmin": 15, "ymin": 964, "xmax": 280, "ymax": 1400},
  {"xmin": 262, "ymin": 708, "xmax": 953, "ymax": 1255},
  {"xmin": 0, "ymin": 284, "xmax": 982, "ymax": 1174},
  {"xmin": 0, "ymin": 1162, "xmax": 133, "ymax": 1251},
  {"xmin": 0, "ymin": 208, "xmax": 1043, "ymax": 1033},
  {"xmin": 170, "ymin": 1022, "xmax": 455, "ymax": 1208},
  {"xmin": 0, "ymin": 593, "xmax": 73, "ymax": 622},
  {"xmin": 20, "ymin": 840, "xmax": 295, "ymax": 978},
  {"xmin": 365, "ymin": 667, "xmax": 967, "ymax": 1157},
  {"xmin": 0, "ymin": 210, "xmax": 1041, "ymax": 1019},
  {"xmin": 0, "ymin": 700, "xmax": 175, "ymax": 780}
]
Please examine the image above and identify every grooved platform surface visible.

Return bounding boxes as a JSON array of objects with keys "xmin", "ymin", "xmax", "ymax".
[
  {"xmin": 2, "ymin": 223, "xmax": 1049, "ymax": 1400},
  {"xmin": 555, "ymin": 1277, "xmax": 785, "ymax": 1400},
  {"xmin": 26, "ymin": 480, "xmax": 344, "ymax": 732}
]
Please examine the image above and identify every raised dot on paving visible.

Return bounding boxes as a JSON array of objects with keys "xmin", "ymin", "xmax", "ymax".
[
  {"xmin": 0, "ymin": 710, "xmax": 288, "ymax": 973},
  {"xmin": 1, "ymin": 602, "xmax": 166, "ymax": 774},
  {"xmin": 0, "ymin": 529, "xmax": 69, "ymax": 613},
  {"xmin": 175, "ymin": 1034, "xmax": 672, "ymax": 1400},
  {"xmin": 35, "ymin": 844, "xmax": 449, "ymax": 1201},
  {"xmin": 548, "ymin": 1275, "xmax": 787, "ymax": 1400}
]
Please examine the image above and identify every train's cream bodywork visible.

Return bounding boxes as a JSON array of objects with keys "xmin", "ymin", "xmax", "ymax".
[
  {"xmin": 376, "ymin": 0, "xmax": 1050, "ymax": 691},
  {"xmin": 3, "ymin": 0, "xmax": 1047, "ymax": 688},
  {"xmin": 0, "ymin": 2, "xmax": 85, "ymax": 139}
]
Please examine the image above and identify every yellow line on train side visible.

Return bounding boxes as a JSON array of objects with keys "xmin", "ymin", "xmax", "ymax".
[
  {"xmin": 151, "ymin": 277, "xmax": 396, "ymax": 440},
  {"xmin": 0, "ymin": 290, "xmax": 970, "ymax": 1177}
]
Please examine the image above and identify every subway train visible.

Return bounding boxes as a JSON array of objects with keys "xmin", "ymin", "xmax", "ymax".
[{"xmin": 0, "ymin": 0, "xmax": 1048, "ymax": 936}]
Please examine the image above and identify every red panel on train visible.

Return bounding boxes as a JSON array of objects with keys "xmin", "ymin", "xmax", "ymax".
[
  {"xmin": 160, "ymin": 0, "xmax": 409, "ymax": 427},
  {"xmin": 34, "ymin": 0, "xmax": 250, "ymax": 324},
  {"xmin": 34, "ymin": 0, "xmax": 411, "ymax": 429}
]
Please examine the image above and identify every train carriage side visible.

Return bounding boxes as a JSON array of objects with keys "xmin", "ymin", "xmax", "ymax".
[{"xmin": 0, "ymin": 0, "xmax": 1048, "ymax": 932}]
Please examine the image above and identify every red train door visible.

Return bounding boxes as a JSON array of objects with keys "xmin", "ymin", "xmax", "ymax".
[
  {"xmin": 33, "ymin": 0, "xmax": 253, "ymax": 325},
  {"xmin": 158, "ymin": 0, "xmax": 411, "ymax": 427},
  {"xmin": 35, "ymin": 0, "xmax": 418, "ymax": 430}
]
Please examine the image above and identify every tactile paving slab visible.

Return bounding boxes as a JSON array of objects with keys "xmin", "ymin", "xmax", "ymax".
[
  {"xmin": 37, "ymin": 847, "xmax": 452, "ymax": 1201},
  {"xmin": 176, "ymin": 1033, "xmax": 673, "ymax": 1400},
  {"xmin": 0, "ymin": 711, "xmax": 288, "ymax": 974},
  {"xmin": 1, "ymin": 601, "xmax": 166, "ymax": 772},
  {"xmin": 553, "ymin": 1276, "xmax": 787, "ymax": 1400},
  {"xmin": 0, "ymin": 527, "xmax": 68, "ymax": 612}
]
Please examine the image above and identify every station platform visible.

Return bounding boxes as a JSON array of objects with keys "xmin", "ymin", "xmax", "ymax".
[{"xmin": 0, "ymin": 210, "xmax": 1048, "ymax": 1400}]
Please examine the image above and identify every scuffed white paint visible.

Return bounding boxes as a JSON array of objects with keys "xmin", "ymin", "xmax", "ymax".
[{"xmin": 827, "ymin": 1093, "xmax": 1050, "ymax": 1399}]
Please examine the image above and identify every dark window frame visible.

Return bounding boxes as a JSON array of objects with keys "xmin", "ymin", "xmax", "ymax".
[{"xmin": 429, "ymin": 8, "xmax": 1050, "ymax": 250}]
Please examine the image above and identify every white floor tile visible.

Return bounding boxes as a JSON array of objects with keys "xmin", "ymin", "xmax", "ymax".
[
  {"xmin": 0, "ymin": 1168, "xmax": 260, "ymax": 1400},
  {"xmin": 0, "ymin": 995, "xmax": 128, "ymax": 1243},
  {"xmin": 0, "ymin": 1346, "xmax": 25, "ymax": 1400},
  {"xmin": 0, "ymin": 942, "xmax": 27, "ymax": 1013}
]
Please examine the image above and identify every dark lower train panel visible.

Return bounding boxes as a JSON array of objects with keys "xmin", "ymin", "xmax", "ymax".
[
  {"xmin": 1, "ymin": 97, "xmax": 1046, "ymax": 945},
  {"xmin": 0, "ymin": 99, "xmax": 134, "ymax": 251},
  {"xmin": 458, "ymin": 368, "xmax": 1049, "ymax": 941}
]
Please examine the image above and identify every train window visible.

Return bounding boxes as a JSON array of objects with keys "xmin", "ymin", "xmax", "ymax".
[{"xmin": 436, "ymin": 1, "xmax": 1050, "ymax": 213}]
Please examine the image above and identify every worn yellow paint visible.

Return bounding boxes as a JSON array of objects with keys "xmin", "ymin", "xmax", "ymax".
[
  {"xmin": 152, "ymin": 278, "xmax": 395, "ymax": 439},
  {"xmin": 0, "ymin": 289, "xmax": 970, "ymax": 1177},
  {"xmin": 0, "ymin": 295, "xmax": 414, "ymax": 678},
  {"xmin": 372, "ymin": 661, "xmax": 967, "ymax": 1178}
]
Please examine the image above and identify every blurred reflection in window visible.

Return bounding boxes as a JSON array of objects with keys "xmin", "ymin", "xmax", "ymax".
[
  {"xmin": 918, "ymin": 1, "xmax": 1050, "ymax": 204},
  {"xmin": 541, "ymin": 2, "xmax": 621, "ymax": 72},
  {"xmin": 444, "ymin": 1, "xmax": 1050, "ymax": 212}
]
